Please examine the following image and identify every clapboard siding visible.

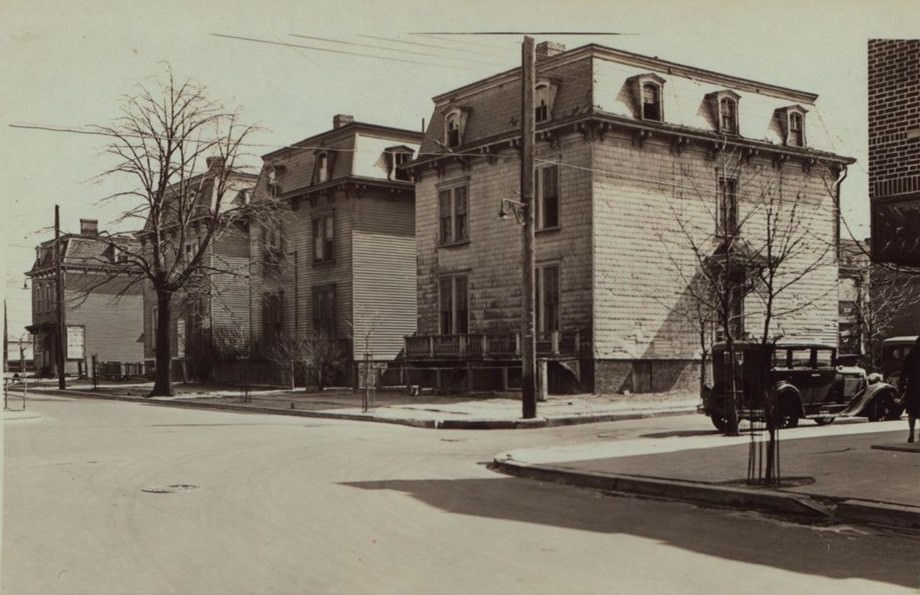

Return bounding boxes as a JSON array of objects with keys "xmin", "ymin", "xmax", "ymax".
[
  {"xmin": 415, "ymin": 131, "xmax": 594, "ymax": 336},
  {"xmin": 592, "ymin": 131, "xmax": 840, "ymax": 359},
  {"xmin": 352, "ymin": 230, "xmax": 416, "ymax": 360},
  {"xmin": 64, "ymin": 273, "xmax": 145, "ymax": 363}
]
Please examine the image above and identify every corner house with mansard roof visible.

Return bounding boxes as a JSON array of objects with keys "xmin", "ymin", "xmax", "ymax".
[
  {"xmin": 27, "ymin": 218, "xmax": 144, "ymax": 378},
  {"xmin": 406, "ymin": 42, "xmax": 854, "ymax": 395},
  {"xmin": 251, "ymin": 115, "xmax": 422, "ymax": 386}
]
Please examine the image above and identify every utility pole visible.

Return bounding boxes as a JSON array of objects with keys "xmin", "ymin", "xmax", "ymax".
[
  {"xmin": 520, "ymin": 36, "xmax": 537, "ymax": 419},
  {"xmin": 54, "ymin": 205, "xmax": 66, "ymax": 390}
]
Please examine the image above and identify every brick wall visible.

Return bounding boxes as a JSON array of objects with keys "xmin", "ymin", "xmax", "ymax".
[{"xmin": 868, "ymin": 39, "xmax": 920, "ymax": 198}]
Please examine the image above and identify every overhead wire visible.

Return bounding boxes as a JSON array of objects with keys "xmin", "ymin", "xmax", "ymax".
[{"xmin": 212, "ymin": 33, "xmax": 488, "ymax": 72}]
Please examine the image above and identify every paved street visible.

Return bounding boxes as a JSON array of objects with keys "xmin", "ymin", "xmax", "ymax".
[{"xmin": 4, "ymin": 394, "xmax": 919, "ymax": 594}]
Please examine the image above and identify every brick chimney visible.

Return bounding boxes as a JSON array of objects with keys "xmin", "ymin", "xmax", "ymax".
[
  {"xmin": 206, "ymin": 156, "xmax": 225, "ymax": 170},
  {"xmin": 333, "ymin": 114, "xmax": 354, "ymax": 129},
  {"xmin": 80, "ymin": 219, "xmax": 98, "ymax": 236},
  {"xmin": 536, "ymin": 41, "xmax": 566, "ymax": 60}
]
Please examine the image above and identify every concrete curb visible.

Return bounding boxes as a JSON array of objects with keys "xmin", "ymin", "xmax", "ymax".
[
  {"xmin": 27, "ymin": 387, "xmax": 697, "ymax": 430},
  {"xmin": 836, "ymin": 499, "xmax": 920, "ymax": 530},
  {"xmin": 491, "ymin": 457, "xmax": 832, "ymax": 520},
  {"xmin": 491, "ymin": 457, "xmax": 920, "ymax": 532}
]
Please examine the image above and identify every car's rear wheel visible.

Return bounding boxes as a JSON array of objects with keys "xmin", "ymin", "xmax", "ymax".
[
  {"xmin": 710, "ymin": 414, "xmax": 728, "ymax": 432},
  {"xmin": 772, "ymin": 397, "xmax": 800, "ymax": 429},
  {"xmin": 814, "ymin": 416, "xmax": 835, "ymax": 426}
]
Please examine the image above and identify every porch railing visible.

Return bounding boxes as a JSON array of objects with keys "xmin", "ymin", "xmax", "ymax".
[{"xmin": 405, "ymin": 330, "xmax": 587, "ymax": 359}]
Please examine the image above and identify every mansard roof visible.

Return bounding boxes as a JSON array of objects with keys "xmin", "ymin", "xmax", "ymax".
[{"xmin": 416, "ymin": 43, "xmax": 852, "ymax": 166}]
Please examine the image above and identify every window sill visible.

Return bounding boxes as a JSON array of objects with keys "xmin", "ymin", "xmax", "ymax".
[
  {"xmin": 438, "ymin": 239, "xmax": 470, "ymax": 249},
  {"xmin": 536, "ymin": 226, "xmax": 561, "ymax": 234},
  {"xmin": 312, "ymin": 259, "xmax": 336, "ymax": 267}
]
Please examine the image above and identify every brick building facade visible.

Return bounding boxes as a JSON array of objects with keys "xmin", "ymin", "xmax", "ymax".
[
  {"xmin": 408, "ymin": 42, "xmax": 853, "ymax": 394},
  {"xmin": 868, "ymin": 39, "xmax": 920, "ymax": 336}
]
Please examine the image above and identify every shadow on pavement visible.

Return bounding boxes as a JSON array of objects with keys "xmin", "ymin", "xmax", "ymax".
[
  {"xmin": 341, "ymin": 476, "xmax": 918, "ymax": 589},
  {"xmin": 640, "ymin": 429, "xmax": 719, "ymax": 438}
]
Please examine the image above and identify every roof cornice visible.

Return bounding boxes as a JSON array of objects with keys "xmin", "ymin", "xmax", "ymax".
[{"xmin": 409, "ymin": 112, "xmax": 855, "ymax": 171}]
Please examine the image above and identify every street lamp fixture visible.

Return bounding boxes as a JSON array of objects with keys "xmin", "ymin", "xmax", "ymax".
[{"xmin": 498, "ymin": 198, "xmax": 526, "ymax": 225}]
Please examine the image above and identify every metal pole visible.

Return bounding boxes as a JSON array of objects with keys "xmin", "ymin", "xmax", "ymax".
[
  {"xmin": 521, "ymin": 36, "xmax": 537, "ymax": 419},
  {"xmin": 54, "ymin": 205, "xmax": 66, "ymax": 390}
]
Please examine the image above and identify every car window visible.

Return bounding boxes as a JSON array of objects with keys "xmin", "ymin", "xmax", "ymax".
[
  {"xmin": 815, "ymin": 349, "xmax": 834, "ymax": 368},
  {"xmin": 772, "ymin": 349, "xmax": 789, "ymax": 368},
  {"xmin": 789, "ymin": 349, "xmax": 812, "ymax": 368}
]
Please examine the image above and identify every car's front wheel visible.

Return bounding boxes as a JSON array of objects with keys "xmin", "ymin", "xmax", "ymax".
[
  {"xmin": 868, "ymin": 392, "xmax": 901, "ymax": 422},
  {"xmin": 710, "ymin": 414, "xmax": 728, "ymax": 432},
  {"xmin": 814, "ymin": 416, "xmax": 835, "ymax": 426}
]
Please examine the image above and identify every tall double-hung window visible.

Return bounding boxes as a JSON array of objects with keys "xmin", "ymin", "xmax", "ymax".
[
  {"xmin": 536, "ymin": 165, "xmax": 560, "ymax": 229},
  {"xmin": 536, "ymin": 264, "xmax": 560, "ymax": 334},
  {"xmin": 312, "ymin": 212, "xmax": 335, "ymax": 263},
  {"xmin": 439, "ymin": 275, "xmax": 469, "ymax": 335},
  {"xmin": 438, "ymin": 184, "xmax": 468, "ymax": 245},
  {"xmin": 717, "ymin": 177, "xmax": 739, "ymax": 238}
]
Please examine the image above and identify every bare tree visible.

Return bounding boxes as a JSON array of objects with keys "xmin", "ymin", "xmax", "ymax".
[
  {"xmin": 855, "ymin": 266, "xmax": 920, "ymax": 369},
  {"xmin": 263, "ymin": 332, "xmax": 348, "ymax": 392},
  {"xmin": 664, "ymin": 151, "xmax": 839, "ymax": 436},
  {"xmin": 92, "ymin": 68, "xmax": 277, "ymax": 396}
]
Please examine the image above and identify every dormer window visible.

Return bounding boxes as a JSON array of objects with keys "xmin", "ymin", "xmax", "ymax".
[
  {"xmin": 629, "ymin": 74, "xmax": 666, "ymax": 122},
  {"xmin": 311, "ymin": 151, "xmax": 336, "ymax": 185},
  {"xmin": 789, "ymin": 112, "xmax": 804, "ymax": 147},
  {"xmin": 720, "ymin": 98, "xmax": 737, "ymax": 133},
  {"xmin": 266, "ymin": 164, "xmax": 285, "ymax": 196},
  {"xmin": 706, "ymin": 90, "xmax": 740, "ymax": 135},
  {"xmin": 384, "ymin": 146, "xmax": 415, "ymax": 181},
  {"xmin": 534, "ymin": 79, "xmax": 559, "ymax": 124},
  {"xmin": 775, "ymin": 106, "xmax": 808, "ymax": 148},
  {"xmin": 642, "ymin": 83, "xmax": 661, "ymax": 120},
  {"xmin": 443, "ymin": 107, "xmax": 469, "ymax": 149},
  {"xmin": 317, "ymin": 153, "xmax": 330, "ymax": 183}
]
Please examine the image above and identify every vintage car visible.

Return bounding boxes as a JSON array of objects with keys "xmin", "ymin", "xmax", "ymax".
[
  {"xmin": 833, "ymin": 336, "xmax": 916, "ymax": 422},
  {"xmin": 878, "ymin": 335, "xmax": 919, "ymax": 387},
  {"xmin": 833, "ymin": 354, "xmax": 903, "ymax": 422},
  {"xmin": 699, "ymin": 342, "xmax": 898, "ymax": 432}
]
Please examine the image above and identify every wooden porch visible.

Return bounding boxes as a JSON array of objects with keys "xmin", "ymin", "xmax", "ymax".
[{"xmin": 404, "ymin": 330, "xmax": 589, "ymax": 360}]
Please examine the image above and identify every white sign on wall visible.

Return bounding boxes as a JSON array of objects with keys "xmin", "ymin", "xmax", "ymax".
[{"xmin": 66, "ymin": 325, "xmax": 85, "ymax": 360}]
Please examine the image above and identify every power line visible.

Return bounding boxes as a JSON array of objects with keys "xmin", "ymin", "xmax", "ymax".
[
  {"xmin": 358, "ymin": 33, "xmax": 503, "ymax": 58},
  {"xmin": 289, "ymin": 34, "xmax": 504, "ymax": 68},
  {"xmin": 412, "ymin": 31, "xmax": 629, "ymax": 35},
  {"xmin": 212, "ymin": 33, "xmax": 486, "ymax": 72}
]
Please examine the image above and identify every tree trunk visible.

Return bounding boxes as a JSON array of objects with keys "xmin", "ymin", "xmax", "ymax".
[
  {"xmin": 149, "ymin": 290, "xmax": 174, "ymax": 396},
  {"xmin": 725, "ymin": 336, "xmax": 740, "ymax": 436}
]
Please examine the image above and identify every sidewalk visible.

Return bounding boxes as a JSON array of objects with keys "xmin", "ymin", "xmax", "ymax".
[
  {"xmin": 493, "ymin": 422, "xmax": 920, "ymax": 533},
  {"xmin": 10, "ymin": 380, "xmax": 699, "ymax": 429}
]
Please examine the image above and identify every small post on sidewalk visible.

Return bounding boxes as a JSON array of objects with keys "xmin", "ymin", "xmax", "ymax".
[{"xmin": 91, "ymin": 353, "xmax": 98, "ymax": 391}]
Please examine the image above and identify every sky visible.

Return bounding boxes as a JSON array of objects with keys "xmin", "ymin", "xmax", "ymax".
[{"xmin": 2, "ymin": 0, "xmax": 918, "ymax": 341}]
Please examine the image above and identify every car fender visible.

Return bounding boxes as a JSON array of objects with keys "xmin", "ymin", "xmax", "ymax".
[
  {"xmin": 770, "ymin": 381, "xmax": 803, "ymax": 416},
  {"xmin": 840, "ymin": 381, "xmax": 899, "ymax": 417}
]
